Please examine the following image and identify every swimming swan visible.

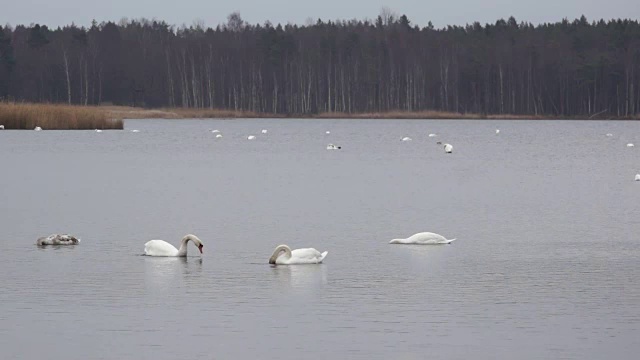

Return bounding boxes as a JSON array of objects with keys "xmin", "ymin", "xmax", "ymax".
[
  {"xmin": 401, "ymin": 137, "xmax": 412, "ymax": 141},
  {"xmin": 627, "ymin": 143, "xmax": 635, "ymax": 147},
  {"xmin": 34, "ymin": 126, "xmax": 42, "ymax": 131},
  {"xmin": 327, "ymin": 143, "xmax": 341, "ymax": 150},
  {"xmin": 247, "ymin": 135, "xmax": 256, "ymax": 140},
  {"xmin": 95, "ymin": 129, "xmax": 103, "ymax": 133},
  {"xmin": 0, "ymin": 125, "xmax": 4, "ymax": 130},
  {"xmin": 37, "ymin": 234, "xmax": 80, "ymax": 246},
  {"xmin": 144, "ymin": 234, "xmax": 204, "ymax": 257},
  {"xmin": 216, "ymin": 134, "xmax": 223, "ymax": 138},
  {"xmin": 268, "ymin": 245, "xmax": 328, "ymax": 265},
  {"xmin": 444, "ymin": 143, "xmax": 453, "ymax": 153},
  {"xmin": 262, "ymin": 129, "xmax": 268, "ymax": 134},
  {"xmin": 389, "ymin": 232, "xmax": 456, "ymax": 245},
  {"xmin": 636, "ymin": 174, "xmax": 640, "ymax": 181}
]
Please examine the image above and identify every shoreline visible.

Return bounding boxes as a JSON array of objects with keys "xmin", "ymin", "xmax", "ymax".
[
  {"xmin": 105, "ymin": 106, "xmax": 639, "ymax": 121},
  {"xmin": 1, "ymin": 103, "xmax": 638, "ymax": 130}
]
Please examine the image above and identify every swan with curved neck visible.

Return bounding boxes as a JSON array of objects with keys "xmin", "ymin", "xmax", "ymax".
[
  {"xmin": 390, "ymin": 232, "xmax": 456, "ymax": 245},
  {"xmin": 144, "ymin": 234, "xmax": 204, "ymax": 257},
  {"xmin": 268, "ymin": 244, "xmax": 328, "ymax": 265}
]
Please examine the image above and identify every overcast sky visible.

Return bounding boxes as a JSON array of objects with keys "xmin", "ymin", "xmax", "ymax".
[{"xmin": 2, "ymin": 0, "xmax": 638, "ymax": 29}]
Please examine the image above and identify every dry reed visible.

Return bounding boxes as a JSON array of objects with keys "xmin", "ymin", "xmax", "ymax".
[
  {"xmin": 0, "ymin": 103, "xmax": 123, "ymax": 130},
  {"xmin": 102, "ymin": 106, "xmax": 559, "ymax": 120}
]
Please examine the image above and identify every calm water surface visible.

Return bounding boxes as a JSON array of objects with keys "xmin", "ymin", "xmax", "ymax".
[{"xmin": 1, "ymin": 119, "xmax": 639, "ymax": 359}]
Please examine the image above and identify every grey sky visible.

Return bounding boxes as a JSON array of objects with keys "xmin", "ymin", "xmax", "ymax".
[{"xmin": 1, "ymin": 0, "xmax": 638, "ymax": 29}]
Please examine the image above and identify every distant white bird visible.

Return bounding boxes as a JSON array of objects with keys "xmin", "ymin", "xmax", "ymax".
[
  {"xmin": 636, "ymin": 174, "xmax": 640, "ymax": 181},
  {"xmin": 268, "ymin": 244, "xmax": 328, "ymax": 265},
  {"xmin": 496, "ymin": 129, "xmax": 500, "ymax": 134},
  {"xmin": 37, "ymin": 234, "xmax": 80, "ymax": 246},
  {"xmin": 389, "ymin": 232, "xmax": 456, "ymax": 245},
  {"xmin": 326, "ymin": 131, "xmax": 331, "ymax": 134},
  {"xmin": 606, "ymin": 133, "xmax": 613, "ymax": 137},
  {"xmin": 0, "ymin": 125, "xmax": 4, "ymax": 130},
  {"xmin": 428, "ymin": 133, "xmax": 437, "ymax": 137},
  {"xmin": 211, "ymin": 129, "xmax": 220, "ymax": 133},
  {"xmin": 95, "ymin": 129, "xmax": 103, "ymax": 133},
  {"xmin": 326, "ymin": 143, "xmax": 341, "ymax": 150},
  {"xmin": 130, "ymin": 129, "xmax": 140, "ymax": 133},
  {"xmin": 401, "ymin": 137, "xmax": 412, "ymax": 141},
  {"xmin": 34, "ymin": 126, "xmax": 42, "ymax": 131},
  {"xmin": 261, "ymin": 129, "xmax": 268, "ymax": 134},
  {"xmin": 444, "ymin": 143, "xmax": 453, "ymax": 153},
  {"xmin": 627, "ymin": 143, "xmax": 634, "ymax": 147},
  {"xmin": 247, "ymin": 135, "xmax": 256, "ymax": 140},
  {"xmin": 215, "ymin": 134, "xmax": 222, "ymax": 138},
  {"xmin": 144, "ymin": 234, "xmax": 204, "ymax": 257}
]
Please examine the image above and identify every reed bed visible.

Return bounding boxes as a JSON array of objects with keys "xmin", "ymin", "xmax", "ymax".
[
  {"xmin": 0, "ymin": 103, "xmax": 123, "ymax": 130},
  {"xmin": 103, "ymin": 106, "xmax": 556, "ymax": 120}
]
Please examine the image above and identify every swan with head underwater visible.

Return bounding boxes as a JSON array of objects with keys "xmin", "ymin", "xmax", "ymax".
[
  {"xmin": 390, "ymin": 232, "xmax": 456, "ymax": 245},
  {"xmin": 144, "ymin": 234, "xmax": 204, "ymax": 257},
  {"xmin": 268, "ymin": 245, "xmax": 328, "ymax": 265},
  {"xmin": 37, "ymin": 234, "xmax": 80, "ymax": 246}
]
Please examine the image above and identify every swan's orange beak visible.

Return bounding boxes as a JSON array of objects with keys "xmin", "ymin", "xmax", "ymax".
[{"xmin": 198, "ymin": 244, "xmax": 203, "ymax": 254}]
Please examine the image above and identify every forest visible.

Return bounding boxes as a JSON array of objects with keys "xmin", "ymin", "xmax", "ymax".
[{"xmin": 0, "ymin": 13, "xmax": 639, "ymax": 117}]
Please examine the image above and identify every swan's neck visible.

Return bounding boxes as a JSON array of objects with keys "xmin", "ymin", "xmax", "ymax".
[
  {"xmin": 389, "ymin": 238, "xmax": 407, "ymax": 244},
  {"xmin": 177, "ymin": 236, "xmax": 192, "ymax": 256},
  {"xmin": 269, "ymin": 245, "xmax": 292, "ymax": 264}
]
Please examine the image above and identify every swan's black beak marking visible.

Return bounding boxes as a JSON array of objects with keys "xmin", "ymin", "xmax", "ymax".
[{"xmin": 198, "ymin": 244, "xmax": 203, "ymax": 254}]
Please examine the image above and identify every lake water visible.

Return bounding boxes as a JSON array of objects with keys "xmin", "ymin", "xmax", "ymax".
[{"xmin": 1, "ymin": 119, "xmax": 639, "ymax": 359}]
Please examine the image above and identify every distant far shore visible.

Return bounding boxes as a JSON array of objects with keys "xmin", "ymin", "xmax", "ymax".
[
  {"xmin": 1, "ymin": 103, "xmax": 638, "ymax": 130},
  {"xmin": 105, "ymin": 106, "xmax": 639, "ymax": 121}
]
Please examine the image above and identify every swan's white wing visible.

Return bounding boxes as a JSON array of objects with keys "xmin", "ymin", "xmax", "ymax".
[
  {"xmin": 144, "ymin": 240, "xmax": 179, "ymax": 256},
  {"xmin": 285, "ymin": 248, "xmax": 327, "ymax": 264},
  {"xmin": 407, "ymin": 232, "xmax": 452, "ymax": 244}
]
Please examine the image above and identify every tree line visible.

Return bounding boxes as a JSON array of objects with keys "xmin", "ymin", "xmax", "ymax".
[{"xmin": 0, "ymin": 13, "xmax": 639, "ymax": 117}]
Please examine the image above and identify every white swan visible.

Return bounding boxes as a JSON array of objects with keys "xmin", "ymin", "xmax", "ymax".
[
  {"xmin": 34, "ymin": 126, "xmax": 42, "ymax": 131},
  {"xmin": 211, "ymin": 129, "xmax": 220, "ymax": 133},
  {"xmin": 215, "ymin": 134, "xmax": 222, "ymax": 138},
  {"xmin": 428, "ymin": 133, "xmax": 437, "ymax": 137},
  {"xmin": 95, "ymin": 129, "xmax": 102, "ymax": 133},
  {"xmin": 627, "ymin": 143, "xmax": 635, "ymax": 147},
  {"xmin": 636, "ymin": 174, "xmax": 640, "ymax": 181},
  {"xmin": 326, "ymin": 131, "xmax": 331, "ymax": 134},
  {"xmin": 0, "ymin": 125, "xmax": 4, "ymax": 130},
  {"xmin": 144, "ymin": 234, "xmax": 204, "ymax": 257},
  {"xmin": 262, "ymin": 129, "xmax": 268, "ymax": 134},
  {"xmin": 390, "ymin": 232, "xmax": 456, "ymax": 245},
  {"xmin": 130, "ymin": 129, "xmax": 140, "ymax": 133},
  {"xmin": 401, "ymin": 137, "xmax": 412, "ymax": 141},
  {"xmin": 326, "ymin": 143, "xmax": 341, "ymax": 150},
  {"xmin": 268, "ymin": 244, "xmax": 328, "ymax": 265},
  {"xmin": 247, "ymin": 135, "xmax": 256, "ymax": 140},
  {"xmin": 37, "ymin": 234, "xmax": 80, "ymax": 246},
  {"xmin": 496, "ymin": 129, "xmax": 500, "ymax": 134},
  {"xmin": 444, "ymin": 143, "xmax": 453, "ymax": 153}
]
